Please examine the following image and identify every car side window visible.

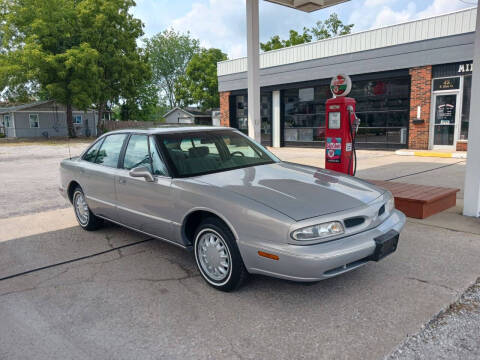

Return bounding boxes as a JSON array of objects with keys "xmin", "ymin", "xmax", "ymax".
[
  {"xmin": 123, "ymin": 135, "xmax": 151, "ymax": 171},
  {"xmin": 162, "ymin": 135, "xmax": 223, "ymax": 176},
  {"xmin": 83, "ymin": 139, "xmax": 104, "ymax": 163},
  {"xmin": 149, "ymin": 137, "xmax": 168, "ymax": 176},
  {"xmin": 95, "ymin": 134, "xmax": 127, "ymax": 168}
]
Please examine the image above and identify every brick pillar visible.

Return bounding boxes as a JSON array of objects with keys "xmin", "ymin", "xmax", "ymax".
[
  {"xmin": 219, "ymin": 91, "xmax": 231, "ymax": 127},
  {"xmin": 408, "ymin": 66, "xmax": 432, "ymax": 149},
  {"xmin": 456, "ymin": 141, "xmax": 468, "ymax": 151}
]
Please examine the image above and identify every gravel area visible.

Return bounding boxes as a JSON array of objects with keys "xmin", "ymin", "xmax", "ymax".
[
  {"xmin": 386, "ymin": 278, "xmax": 480, "ymax": 360},
  {"xmin": 0, "ymin": 141, "xmax": 89, "ymax": 218}
]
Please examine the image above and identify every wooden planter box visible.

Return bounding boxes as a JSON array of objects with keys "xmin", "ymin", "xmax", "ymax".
[{"xmin": 367, "ymin": 180, "xmax": 459, "ymax": 219}]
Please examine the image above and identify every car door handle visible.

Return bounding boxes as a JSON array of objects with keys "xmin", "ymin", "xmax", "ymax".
[{"xmin": 118, "ymin": 178, "xmax": 127, "ymax": 184}]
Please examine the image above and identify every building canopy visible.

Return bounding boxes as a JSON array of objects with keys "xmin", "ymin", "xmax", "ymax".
[{"xmin": 264, "ymin": 0, "xmax": 349, "ymax": 12}]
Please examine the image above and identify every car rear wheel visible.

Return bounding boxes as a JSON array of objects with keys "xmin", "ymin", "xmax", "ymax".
[
  {"xmin": 194, "ymin": 218, "xmax": 248, "ymax": 291},
  {"xmin": 72, "ymin": 186, "xmax": 103, "ymax": 231}
]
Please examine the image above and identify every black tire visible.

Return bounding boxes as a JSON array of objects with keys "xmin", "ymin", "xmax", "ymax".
[
  {"xmin": 72, "ymin": 186, "xmax": 103, "ymax": 231},
  {"xmin": 194, "ymin": 217, "xmax": 248, "ymax": 292}
]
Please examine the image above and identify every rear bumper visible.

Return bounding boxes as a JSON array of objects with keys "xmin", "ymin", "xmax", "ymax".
[{"xmin": 240, "ymin": 209, "xmax": 406, "ymax": 282}]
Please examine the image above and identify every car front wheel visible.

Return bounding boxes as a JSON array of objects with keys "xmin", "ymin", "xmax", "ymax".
[
  {"xmin": 194, "ymin": 218, "xmax": 248, "ymax": 291},
  {"xmin": 72, "ymin": 186, "xmax": 103, "ymax": 231}
]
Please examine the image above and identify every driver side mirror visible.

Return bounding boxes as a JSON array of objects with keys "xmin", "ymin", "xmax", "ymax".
[{"xmin": 129, "ymin": 166, "xmax": 155, "ymax": 182}]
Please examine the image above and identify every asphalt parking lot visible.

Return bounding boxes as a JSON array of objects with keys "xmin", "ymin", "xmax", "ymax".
[{"xmin": 1, "ymin": 141, "xmax": 479, "ymax": 359}]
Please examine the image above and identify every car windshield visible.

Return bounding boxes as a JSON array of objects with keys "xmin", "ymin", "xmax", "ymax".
[{"xmin": 157, "ymin": 130, "xmax": 278, "ymax": 177}]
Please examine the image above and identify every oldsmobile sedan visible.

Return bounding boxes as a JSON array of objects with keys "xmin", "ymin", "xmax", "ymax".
[{"xmin": 59, "ymin": 127, "xmax": 406, "ymax": 291}]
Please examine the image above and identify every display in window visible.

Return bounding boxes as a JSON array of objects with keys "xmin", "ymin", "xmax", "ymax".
[
  {"xmin": 282, "ymin": 77, "xmax": 410, "ymax": 146},
  {"xmin": 299, "ymin": 88, "xmax": 314, "ymax": 102}
]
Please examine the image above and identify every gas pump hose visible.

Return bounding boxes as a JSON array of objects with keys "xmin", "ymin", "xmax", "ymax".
[{"xmin": 348, "ymin": 110, "xmax": 357, "ymax": 176}]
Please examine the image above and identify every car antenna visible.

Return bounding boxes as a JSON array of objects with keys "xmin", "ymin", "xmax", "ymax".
[{"xmin": 67, "ymin": 135, "xmax": 71, "ymax": 160}]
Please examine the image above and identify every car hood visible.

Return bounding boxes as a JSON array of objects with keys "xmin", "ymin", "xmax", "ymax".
[{"xmin": 195, "ymin": 162, "xmax": 385, "ymax": 221}]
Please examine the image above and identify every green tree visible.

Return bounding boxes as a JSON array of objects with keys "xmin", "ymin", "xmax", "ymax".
[
  {"xmin": 118, "ymin": 82, "xmax": 160, "ymax": 121},
  {"xmin": 260, "ymin": 13, "xmax": 353, "ymax": 52},
  {"xmin": 0, "ymin": 0, "xmax": 101, "ymax": 137},
  {"xmin": 77, "ymin": 0, "xmax": 150, "ymax": 129},
  {"xmin": 261, "ymin": 28, "xmax": 311, "ymax": 52},
  {"xmin": 175, "ymin": 48, "xmax": 227, "ymax": 111},
  {"xmin": 311, "ymin": 13, "xmax": 354, "ymax": 40},
  {"xmin": 260, "ymin": 35, "xmax": 283, "ymax": 52},
  {"xmin": 0, "ymin": 0, "xmax": 148, "ymax": 136},
  {"xmin": 145, "ymin": 30, "xmax": 200, "ymax": 109}
]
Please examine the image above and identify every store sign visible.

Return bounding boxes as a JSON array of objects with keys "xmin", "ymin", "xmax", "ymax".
[
  {"xmin": 330, "ymin": 74, "xmax": 352, "ymax": 97},
  {"xmin": 433, "ymin": 62, "xmax": 472, "ymax": 78},
  {"xmin": 433, "ymin": 77, "xmax": 460, "ymax": 91},
  {"xmin": 458, "ymin": 62, "xmax": 473, "ymax": 73}
]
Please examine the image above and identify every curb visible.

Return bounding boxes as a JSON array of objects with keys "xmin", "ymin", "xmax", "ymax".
[{"xmin": 395, "ymin": 150, "xmax": 467, "ymax": 159}]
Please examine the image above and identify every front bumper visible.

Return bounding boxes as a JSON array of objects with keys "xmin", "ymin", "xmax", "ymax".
[{"xmin": 240, "ymin": 209, "xmax": 406, "ymax": 282}]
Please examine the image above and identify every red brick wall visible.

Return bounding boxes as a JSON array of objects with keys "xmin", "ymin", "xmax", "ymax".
[
  {"xmin": 456, "ymin": 141, "xmax": 468, "ymax": 151},
  {"xmin": 219, "ymin": 91, "xmax": 231, "ymax": 127},
  {"xmin": 408, "ymin": 66, "xmax": 432, "ymax": 150}
]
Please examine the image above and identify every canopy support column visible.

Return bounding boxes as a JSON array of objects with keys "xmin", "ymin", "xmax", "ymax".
[
  {"xmin": 246, "ymin": 0, "xmax": 261, "ymax": 142},
  {"xmin": 463, "ymin": 5, "xmax": 480, "ymax": 217}
]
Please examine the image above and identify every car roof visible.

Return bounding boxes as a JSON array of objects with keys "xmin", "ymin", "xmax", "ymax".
[{"xmin": 104, "ymin": 126, "xmax": 234, "ymax": 136}]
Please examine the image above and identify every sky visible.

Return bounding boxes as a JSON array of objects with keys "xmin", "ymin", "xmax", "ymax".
[{"xmin": 132, "ymin": 0, "xmax": 477, "ymax": 59}]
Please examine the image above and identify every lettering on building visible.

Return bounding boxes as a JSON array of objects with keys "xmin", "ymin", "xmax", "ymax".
[{"xmin": 458, "ymin": 63, "xmax": 473, "ymax": 73}]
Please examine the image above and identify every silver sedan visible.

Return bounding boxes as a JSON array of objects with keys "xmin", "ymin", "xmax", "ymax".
[{"xmin": 59, "ymin": 127, "xmax": 406, "ymax": 291}]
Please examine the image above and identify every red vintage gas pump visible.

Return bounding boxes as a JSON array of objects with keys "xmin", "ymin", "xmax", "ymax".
[{"xmin": 325, "ymin": 74, "xmax": 360, "ymax": 176}]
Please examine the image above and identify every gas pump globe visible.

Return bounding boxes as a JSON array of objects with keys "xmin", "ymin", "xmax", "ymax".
[{"xmin": 325, "ymin": 74, "xmax": 360, "ymax": 176}]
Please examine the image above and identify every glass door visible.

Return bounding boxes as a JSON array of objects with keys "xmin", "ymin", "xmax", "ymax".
[{"xmin": 433, "ymin": 93, "xmax": 458, "ymax": 148}]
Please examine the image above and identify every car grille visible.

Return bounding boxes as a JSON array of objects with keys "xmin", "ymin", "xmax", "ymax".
[
  {"xmin": 378, "ymin": 204, "xmax": 385, "ymax": 216},
  {"xmin": 343, "ymin": 216, "xmax": 365, "ymax": 228}
]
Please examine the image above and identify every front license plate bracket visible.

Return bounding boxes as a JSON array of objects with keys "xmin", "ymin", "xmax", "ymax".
[{"xmin": 371, "ymin": 230, "xmax": 399, "ymax": 261}]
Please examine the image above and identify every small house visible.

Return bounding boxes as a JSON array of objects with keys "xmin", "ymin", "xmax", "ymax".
[
  {"xmin": 163, "ymin": 107, "xmax": 212, "ymax": 126},
  {"xmin": 0, "ymin": 100, "xmax": 97, "ymax": 138}
]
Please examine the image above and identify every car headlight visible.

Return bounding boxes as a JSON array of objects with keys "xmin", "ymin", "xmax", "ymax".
[
  {"xmin": 386, "ymin": 195, "xmax": 395, "ymax": 214},
  {"xmin": 291, "ymin": 221, "xmax": 344, "ymax": 241}
]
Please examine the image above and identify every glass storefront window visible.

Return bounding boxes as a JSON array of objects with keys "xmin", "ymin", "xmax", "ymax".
[
  {"xmin": 234, "ymin": 94, "xmax": 272, "ymax": 145},
  {"xmin": 461, "ymin": 75, "xmax": 471, "ymax": 140},
  {"xmin": 235, "ymin": 95, "xmax": 248, "ymax": 135},
  {"xmin": 282, "ymin": 77, "xmax": 410, "ymax": 147},
  {"xmin": 284, "ymin": 85, "xmax": 329, "ymax": 143},
  {"xmin": 261, "ymin": 94, "xmax": 272, "ymax": 145}
]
